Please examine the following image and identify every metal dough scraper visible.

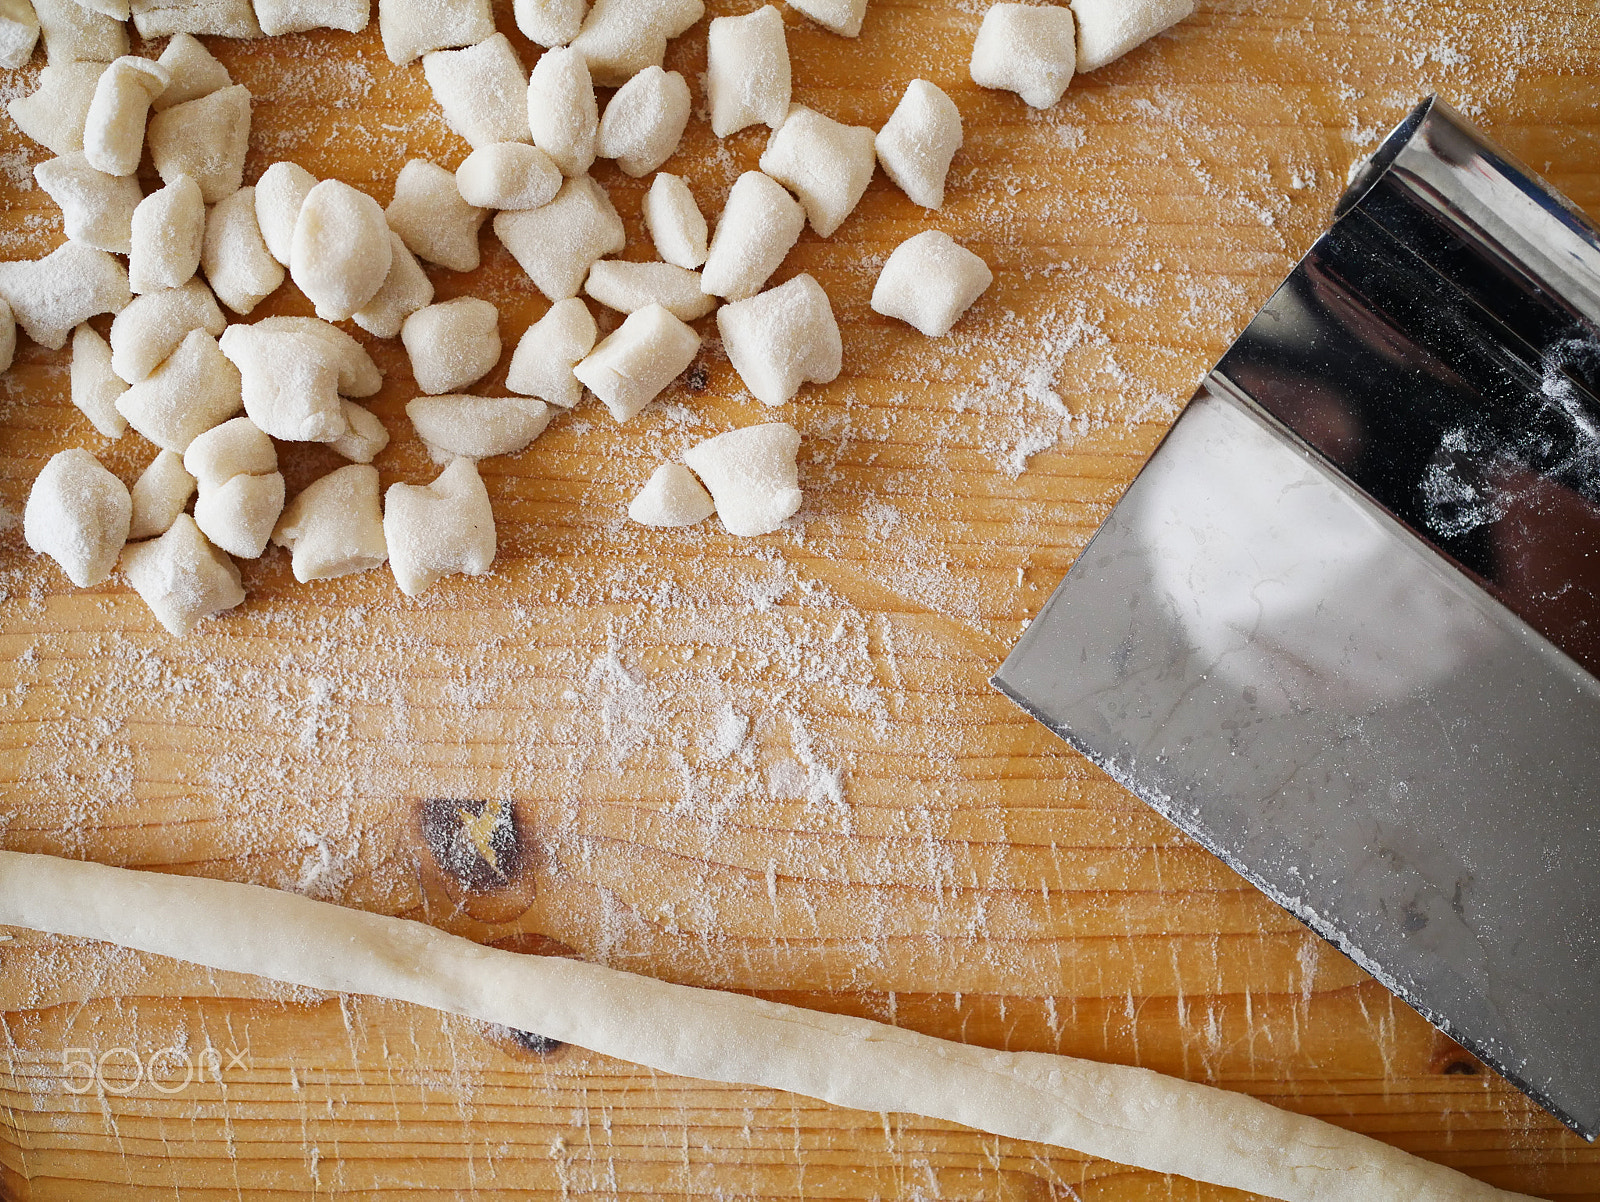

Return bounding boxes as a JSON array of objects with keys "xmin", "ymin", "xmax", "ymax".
[{"xmin": 992, "ymin": 97, "xmax": 1600, "ymax": 1138}]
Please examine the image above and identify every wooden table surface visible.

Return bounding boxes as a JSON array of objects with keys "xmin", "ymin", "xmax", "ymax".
[{"xmin": 2, "ymin": 0, "xmax": 1599, "ymax": 1197}]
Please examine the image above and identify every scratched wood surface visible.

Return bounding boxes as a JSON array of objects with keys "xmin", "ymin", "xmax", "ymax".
[{"xmin": 1, "ymin": 0, "xmax": 1599, "ymax": 1197}]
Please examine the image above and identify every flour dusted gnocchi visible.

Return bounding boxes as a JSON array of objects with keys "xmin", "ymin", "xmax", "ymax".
[
  {"xmin": 1070, "ymin": 0, "xmax": 1193, "ymax": 72},
  {"xmin": 291, "ymin": 179, "xmax": 393, "ymax": 320},
  {"xmin": 83, "ymin": 56, "xmax": 169, "ymax": 177},
  {"xmin": 0, "ymin": 241, "xmax": 131, "ymax": 350},
  {"xmin": 596, "ymin": 65, "xmax": 690, "ymax": 177},
  {"xmin": 568, "ymin": 0, "xmax": 703, "ymax": 87},
  {"xmin": 401, "ymin": 297, "xmax": 501, "ymax": 395},
  {"xmin": 120, "ymin": 513, "xmax": 245, "ymax": 635},
  {"xmin": 70, "ymin": 323, "xmax": 128, "ymax": 437},
  {"xmin": 130, "ymin": 0, "xmax": 261, "ymax": 39},
  {"xmin": 786, "ymin": 0, "xmax": 865, "ymax": 37},
  {"xmin": 526, "ymin": 45, "xmax": 598, "ymax": 177},
  {"xmin": 272, "ymin": 464, "xmax": 389, "ymax": 582},
  {"xmin": 875, "ymin": 79, "xmax": 961, "ymax": 210},
  {"xmin": 127, "ymin": 448, "xmax": 195, "ymax": 540},
  {"xmin": 716, "ymin": 273, "xmax": 840, "ymax": 406},
  {"xmin": 871, "ymin": 230, "xmax": 991, "ymax": 336},
  {"xmin": 220, "ymin": 317, "xmax": 378, "ymax": 442},
  {"xmin": 574, "ymin": 302, "xmax": 699, "ymax": 421},
  {"xmin": 379, "ymin": 0, "xmax": 492, "ymax": 64},
  {"xmin": 643, "ymin": 173, "xmax": 707, "ymax": 269},
  {"xmin": 152, "ymin": 32, "xmax": 231, "ymax": 109},
  {"xmin": 7, "ymin": 62, "xmax": 107, "ymax": 156},
  {"xmin": 0, "ymin": 0, "xmax": 39, "ymax": 69},
  {"xmin": 109, "ymin": 278, "xmax": 224, "ymax": 382},
  {"xmin": 254, "ymin": 161, "xmax": 317, "ymax": 266},
  {"xmin": 115, "ymin": 327, "xmax": 242, "ymax": 451},
  {"xmin": 970, "ymin": 3, "xmax": 1075, "ymax": 109},
  {"xmin": 184, "ymin": 416, "xmax": 285, "ymax": 558},
  {"xmin": 493, "ymin": 175, "xmax": 624, "ymax": 300},
  {"xmin": 514, "ymin": 0, "xmax": 582, "ymax": 47},
  {"xmin": 202, "ymin": 186, "xmax": 286, "ymax": 316},
  {"xmin": 585, "ymin": 260, "xmax": 715, "ymax": 321},
  {"xmin": 682, "ymin": 422, "xmax": 801, "ymax": 537},
  {"xmin": 128, "ymin": 174, "xmax": 204, "ymax": 293},
  {"xmin": 504, "ymin": 296, "xmax": 595, "ymax": 408},
  {"xmin": 706, "ymin": 5, "xmax": 789, "ymax": 138},
  {"xmin": 386, "ymin": 159, "xmax": 487, "ymax": 273},
  {"xmin": 699, "ymin": 171, "xmax": 803, "ymax": 301},
  {"xmin": 24, "ymin": 448, "xmax": 131, "ymax": 586},
  {"xmin": 406, "ymin": 394, "xmax": 552, "ymax": 460},
  {"xmin": 34, "ymin": 152, "xmax": 143, "ymax": 253},
  {"xmin": 251, "ymin": 316, "xmax": 383, "ymax": 398},
  {"xmin": 455, "ymin": 142, "xmax": 562, "ymax": 209},
  {"xmin": 628, "ymin": 462, "xmax": 712, "ymax": 527},
  {"xmin": 351, "ymin": 231, "xmax": 433, "ymax": 339},
  {"xmin": 759, "ymin": 105, "xmax": 875, "ymax": 238},
  {"xmin": 330, "ymin": 400, "xmax": 391, "ymax": 462},
  {"xmin": 33, "ymin": 0, "xmax": 126, "ymax": 63},
  {"xmin": 383, "ymin": 457, "xmax": 496, "ymax": 596},
  {"xmin": 423, "ymin": 34, "xmax": 532, "ymax": 149},
  {"xmin": 255, "ymin": 0, "xmax": 368, "ymax": 36},
  {"xmin": 147, "ymin": 84, "xmax": 252, "ymax": 202}
]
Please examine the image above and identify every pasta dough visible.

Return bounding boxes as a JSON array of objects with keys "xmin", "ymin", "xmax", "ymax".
[
  {"xmin": 505, "ymin": 295, "xmax": 595, "ymax": 407},
  {"xmin": 492, "ymin": 175, "xmax": 625, "ymax": 300},
  {"xmin": 643, "ymin": 172, "xmax": 708, "ymax": 269},
  {"xmin": 875, "ymin": 79, "xmax": 961, "ymax": 210},
  {"xmin": 759, "ymin": 104, "xmax": 875, "ymax": 238},
  {"xmin": 970, "ymin": 4, "xmax": 1075, "ymax": 109},
  {"xmin": 23, "ymin": 448, "xmax": 131, "ymax": 586},
  {"xmin": 706, "ymin": 5, "xmax": 789, "ymax": 138},
  {"xmin": 119, "ymin": 513, "xmax": 245, "ymax": 634},
  {"xmin": 423, "ymin": 34, "xmax": 532, "ymax": 149},
  {"xmin": 1070, "ymin": 0, "xmax": 1194, "ymax": 73},
  {"xmin": 383, "ymin": 457, "xmax": 497, "ymax": 596},
  {"xmin": 401, "ymin": 297, "xmax": 502, "ymax": 395},
  {"xmin": 684, "ymin": 421, "xmax": 802, "ymax": 536},
  {"xmin": 716, "ymin": 273, "xmax": 841, "ymax": 406},
  {"xmin": 871, "ymin": 230, "xmax": 992, "ymax": 336},
  {"xmin": 272, "ymin": 464, "xmax": 389, "ymax": 582},
  {"xmin": 34, "ymin": 152, "xmax": 143, "ymax": 254}
]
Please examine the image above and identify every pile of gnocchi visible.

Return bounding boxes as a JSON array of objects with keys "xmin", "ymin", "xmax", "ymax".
[{"xmin": 1, "ymin": 0, "xmax": 1193, "ymax": 635}]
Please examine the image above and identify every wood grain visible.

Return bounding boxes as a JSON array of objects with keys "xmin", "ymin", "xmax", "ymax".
[{"xmin": 2, "ymin": 0, "xmax": 1599, "ymax": 1197}]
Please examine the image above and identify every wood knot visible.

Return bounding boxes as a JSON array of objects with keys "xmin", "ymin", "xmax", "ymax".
[{"xmin": 417, "ymin": 797, "xmax": 522, "ymax": 893}]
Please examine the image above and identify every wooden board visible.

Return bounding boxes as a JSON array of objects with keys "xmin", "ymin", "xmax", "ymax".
[{"xmin": 2, "ymin": 0, "xmax": 1599, "ymax": 1196}]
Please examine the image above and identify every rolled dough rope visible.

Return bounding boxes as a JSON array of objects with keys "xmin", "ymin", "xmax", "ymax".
[{"xmin": 0, "ymin": 851, "xmax": 1535, "ymax": 1202}]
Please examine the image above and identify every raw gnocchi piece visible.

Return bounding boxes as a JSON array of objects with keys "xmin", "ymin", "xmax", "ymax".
[
  {"xmin": 526, "ymin": 45, "xmax": 597, "ymax": 177},
  {"xmin": 716, "ymin": 272, "xmax": 840, "ymax": 407},
  {"xmin": 291, "ymin": 179, "xmax": 393, "ymax": 321},
  {"xmin": 1071, "ymin": 0, "xmax": 1193, "ymax": 72},
  {"xmin": 0, "ymin": 241, "xmax": 131, "ymax": 350},
  {"xmin": 330, "ymin": 400, "xmax": 391, "ymax": 462},
  {"xmin": 250, "ymin": 316, "xmax": 382, "ymax": 397},
  {"xmin": 352, "ymin": 231, "xmax": 434, "ymax": 339},
  {"xmin": 34, "ymin": 152, "xmax": 143, "ymax": 253},
  {"xmin": 514, "ymin": 0, "xmax": 582, "ymax": 47},
  {"xmin": 0, "ymin": 297, "xmax": 12, "ymax": 376},
  {"xmin": 70, "ymin": 323, "xmax": 129, "ymax": 437},
  {"xmin": 643, "ymin": 173, "xmax": 707, "ymax": 269},
  {"xmin": 970, "ymin": 3, "xmax": 1075, "ymax": 109},
  {"xmin": 875, "ymin": 79, "xmax": 961, "ymax": 210},
  {"xmin": 115, "ymin": 328, "xmax": 242, "ymax": 451},
  {"xmin": 254, "ymin": 161, "xmax": 318, "ymax": 266},
  {"xmin": 127, "ymin": 448, "xmax": 196, "ymax": 540},
  {"xmin": 255, "ymin": 0, "xmax": 368, "ymax": 35},
  {"xmin": 871, "ymin": 230, "xmax": 991, "ymax": 336},
  {"xmin": 492, "ymin": 175, "xmax": 624, "ymax": 300},
  {"xmin": 585, "ymin": 260, "xmax": 714, "ymax": 321},
  {"xmin": 202, "ymin": 186, "xmax": 286, "ymax": 316},
  {"xmin": 378, "ymin": 0, "xmax": 492, "ymax": 65},
  {"xmin": 628, "ymin": 462, "xmax": 712, "ymax": 527},
  {"xmin": 83, "ymin": 56, "xmax": 169, "ymax": 177},
  {"xmin": 785, "ymin": 0, "xmax": 865, "ymax": 37},
  {"xmin": 24, "ymin": 448, "xmax": 131, "ymax": 586},
  {"xmin": 147, "ymin": 84, "xmax": 253, "ymax": 202},
  {"xmin": 0, "ymin": 0, "xmax": 39, "ymax": 69},
  {"xmin": 401, "ymin": 298, "xmax": 501, "ymax": 395},
  {"xmin": 76, "ymin": 0, "xmax": 129, "ymax": 22},
  {"xmin": 682, "ymin": 422, "xmax": 801, "ymax": 537},
  {"xmin": 128, "ymin": 174, "xmax": 204, "ymax": 294},
  {"xmin": 406, "ymin": 393, "xmax": 552, "ymax": 460},
  {"xmin": 699, "ymin": 171, "xmax": 803, "ymax": 301},
  {"xmin": 109, "ymin": 278, "xmax": 224, "ymax": 382},
  {"xmin": 220, "ymin": 317, "xmax": 380, "ymax": 441},
  {"xmin": 130, "ymin": 0, "xmax": 261, "ymax": 38},
  {"xmin": 423, "ymin": 34, "xmax": 532, "ymax": 150},
  {"xmin": 706, "ymin": 6, "xmax": 788, "ymax": 138},
  {"xmin": 569, "ymin": 0, "xmax": 703, "ymax": 87},
  {"xmin": 383, "ymin": 457, "xmax": 496, "ymax": 597},
  {"xmin": 596, "ymin": 65, "xmax": 689, "ymax": 177},
  {"xmin": 152, "ymin": 32, "xmax": 230, "ymax": 109},
  {"xmin": 759, "ymin": 104, "xmax": 875, "ymax": 238},
  {"xmin": 119, "ymin": 512, "xmax": 245, "ymax": 635},
  {"xmin": 455, "ymin": 142, "xmax": 562, "ymax": 210},
  {"xmin": 33, "ymin": 0, "xmax": 126, "ymax": 63},
  {"xmin": 505, "ymin": 296, "xmax": 595, "ymax": 408},
  {"xmin": 573, "ymin": 302, "xmax": 699, "ymax": 421},
  {"xmin": 271, "ymin": 464, "xmax": 389, "ymax": 582},
  {"xmin": 184, "ymin": 416, "xmax": 284, "ymax": 558},
  {"xmin": 6, "ymin": 62, "xmax": 107, "ymax": 155},
  {"xmin": 386, "ymin": 160, "xmax": 487, "ymax": 274}
]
